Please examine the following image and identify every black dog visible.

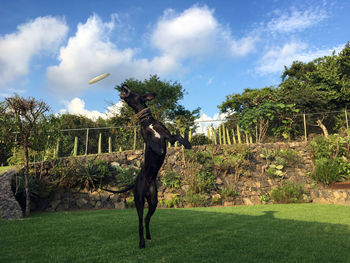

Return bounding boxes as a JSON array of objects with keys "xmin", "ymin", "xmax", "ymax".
[{"xmin": 105, "ymin": 85, "xmax": 191, "ymax": 249}]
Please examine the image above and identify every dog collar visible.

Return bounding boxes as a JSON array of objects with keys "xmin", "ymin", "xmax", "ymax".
[{"xmin": 136, "ymin": 108, "xmax": 152, "ymax": 121}]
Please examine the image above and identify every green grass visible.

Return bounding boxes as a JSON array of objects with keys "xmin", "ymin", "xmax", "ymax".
[{"xmin": 1, "ymin": 204, "xmax": 350, "ymax": 262}]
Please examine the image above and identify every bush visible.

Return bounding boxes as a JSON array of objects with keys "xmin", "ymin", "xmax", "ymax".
[
  {"xmin": 309, "ymin": 134, "xmax": 350, "ymax": 185},
  {"xmin": 271, "ymin": 182, "xmax": 304, "ymax": 204},
  {"xmin": 160, "ymin": 171, "xmax": 181, "ymax": 189},
  {"xmin": 220, "ymin": 185, "xmax": 238, "ymax": 201},
  {"xmin": 164, "ymin": 195, "xmax": 184, "ymax": 208},
  {"xmin": 312, "ymin": 158, "xmax": 348, "ymax": 185},
  {"xmin": 185, "ymin": 191, "xmax": 208, "ymax": 207},
  {"xmin": 190, "ymin": 134, "xmax": 212, "ymax": 146}
]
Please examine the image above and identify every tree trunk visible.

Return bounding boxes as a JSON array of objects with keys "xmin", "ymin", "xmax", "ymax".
[
  {"xmin": 316, "ymin": 119, "xmax": 329, "ymax": 138},
  {"xmin": 23, "ymin": 137, "xmax": 31, "ymax": 217}
]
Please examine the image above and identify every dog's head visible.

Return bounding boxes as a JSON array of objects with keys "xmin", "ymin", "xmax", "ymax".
[{"xmin": 120, "ymin": 85, "xmax": 156, "ymax": 113}]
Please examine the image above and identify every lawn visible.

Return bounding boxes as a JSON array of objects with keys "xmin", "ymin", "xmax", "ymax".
[{"xmin": 1, "ymin": 204, "xmax": 349, "ymax": 263}]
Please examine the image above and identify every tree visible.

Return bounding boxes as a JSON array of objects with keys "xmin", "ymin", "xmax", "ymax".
[
  {"xmin": 3, "ymin": 95, "xmax": 50, "ymax": 216},
  {"xmin": 218, "ymin": 87, "xmax": 299, "ymax": 141},
  {"xmin": 279, "ymin": 43, "xmax": 350, "ymax": 137}
]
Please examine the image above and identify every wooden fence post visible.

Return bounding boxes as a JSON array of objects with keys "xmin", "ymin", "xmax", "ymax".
[
  {"xmin": 73, "ymin": 136, "xmax": 78, "ymax": 156},
  {"xmin": 303, "ymin": 113, "xmax": 307, "ymax": 142},
  {"xmin": 237, "ymin": 124, "xmax": 242, "ymax": 144},
  {"xmin": 108, "ymin": 136, "xmax": 112, "ymax": 153},
  {"xmin": 55, "ymin": 138, "xmax": 60, "ymax": 158},
  {"xmin": 226, "ymin": 128, "xmax": 231, "ymax": 145},
  {"xmin": 98, "ymin": 133, "xmax": 102, "ymax": 154},
  {"xmin": 133, "ymin": 128, "xmax": 137, "ymax": 150},
  {"xmin": 232, "ymin": 129, "xmax": 237, "ymax": 144},
  {"xmin": 85, "ymin": 128, "xmax": 89, "ymax": 155}
]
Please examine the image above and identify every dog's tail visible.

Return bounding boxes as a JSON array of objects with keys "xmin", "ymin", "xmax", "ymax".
[{"xmin": 101, "ymin": 183, "xmax": 135, "ymax": 194}]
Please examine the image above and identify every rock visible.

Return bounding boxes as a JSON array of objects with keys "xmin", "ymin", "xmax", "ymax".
[
  {"xmin": 224, "ymin": 201, "xmax": 235, "ymax": 206},
  {"xmin": 216, "ymin": 177, "xmax": 223, "ymax": 185},
  {"xmin": 76, "ymin": 198, "xmax": 88, "ymax": 208},
  {"xmin": 47, "ymin": 200, "xmax": 61, "ymax": 211},
  {"xmin": 114, "ymin": 201, "xmax": 125, "ymax": 209},
  {"xmin": 95, "ymin": 201, "xmax": 102, "ymax": 208},
  {"xmin": 100, "ymin": 193, "xmax": 110, "ymax": 203},
  {"xmin": 127, "ymin": 154, "xmax": 139, "ymax": 161},
  {"xmin": 243, "ymin": 196, "xmax": 260, "ymax": 205},
  {"xmin": 164, "ymin": 193, "xmax": 176, "ymax": 200}
]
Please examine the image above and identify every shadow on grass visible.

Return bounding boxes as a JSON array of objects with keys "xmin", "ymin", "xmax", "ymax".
[{"xmin": 1, "ymin": 205, "xmax": 349, "ymax": 263}]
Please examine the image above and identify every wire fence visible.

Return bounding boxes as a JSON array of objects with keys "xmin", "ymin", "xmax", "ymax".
[{"xmin": 11, "ymin": 109, "xmax": 350, "ymax": 162}]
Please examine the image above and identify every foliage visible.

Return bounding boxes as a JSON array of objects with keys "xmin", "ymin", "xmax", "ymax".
[
  {"xmin": 49, "ymin": 159, "xmax": 138, "ymax": 190},
  {"xmin": 220, "ymin": 185, "xmax": 238, "ymax": 201},
  {"xmin": 265, "ymin": 164, "xmax": 285, "ymax": 178},
  {"xmin": 190, "ymin": 134, "xmax": 212, "ymax": 146},
  {"xmin": 11, "ymin": 171, "xmax": 40, "ymax": 210},
  {"xmin": 261, "ymin": 148, "xmax": 301, "ymax": 178},
  {"xmin": 164, "ymin": 195, "xmax": 185, "ymax": 208},
  {"xmin": 218, "ymin": 43, "xmax": 350, "ymax": 141},
  {"xmin": 310, "ymin": 133, "xmax": 350, "ymax": 185},
  {"xmin": 160, "ymin": 171, "xmax": 182, "ymax": 189},
  {"xmin": 259, "ymin": 192, "xmax": 271, "ymax": 204},
  {"xmin": 2, "ymin": 95, "xmax": 51, "ymax": 216},
  {"xmin": 270, "ymin": 182, "xmax": 304, "ymax": 204},
  {"xmin": 187, "ymin": 169, "xmax": 217, "ymax": 194},
  {"xmin": 185, "ymin": 191, "xmax": 209, "ymax": 207}
]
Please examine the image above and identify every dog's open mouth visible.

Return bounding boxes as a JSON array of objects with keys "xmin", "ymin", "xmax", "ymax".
[{"xmin": 120, "ymin": 85, "xmax": 131, "ymax": 99}]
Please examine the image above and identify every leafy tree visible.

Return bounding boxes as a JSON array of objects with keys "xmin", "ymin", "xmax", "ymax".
[
  {"xmin": 218, "ymin": 87, "xmax": 299, "ymax": 141},
  {"xmin": 279, "ymin": 43, "xmax": 350, "ymax": 137},
  {"xmin": 3, "ymin": 95, "xmax": 50, "ymax": 216}
]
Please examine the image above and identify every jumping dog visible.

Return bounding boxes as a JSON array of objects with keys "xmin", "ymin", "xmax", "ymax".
[{"xmin": 105, "ymin": 85, "xmax": 191, "ymax": 249}]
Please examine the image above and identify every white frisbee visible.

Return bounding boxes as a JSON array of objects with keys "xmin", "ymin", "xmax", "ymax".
[{"xmin": 88, "ymin": 73, "xmax": 110, "ymax": 84}]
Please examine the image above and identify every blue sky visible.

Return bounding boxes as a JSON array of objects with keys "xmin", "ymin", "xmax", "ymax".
[{"xmin": 1, "ymin": 0, "xmax": 349, "ymax": 121}]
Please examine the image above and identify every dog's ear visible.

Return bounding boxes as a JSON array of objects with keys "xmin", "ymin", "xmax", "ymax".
[{"xmin": 142, "ymin": 93, "xmax": 156, "ymax": 101}]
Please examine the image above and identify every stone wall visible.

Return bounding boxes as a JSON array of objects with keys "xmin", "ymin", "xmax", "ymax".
[
  {"xmin": 0, "ymin": 169, "xmax": 23, "ymax": 219},
  {"xmin": 9, "ymin": 142, "xmax": 350, "ymax": 213}
]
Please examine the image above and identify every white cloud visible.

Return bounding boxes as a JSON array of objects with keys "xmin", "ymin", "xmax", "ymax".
[
  {"xmin": 194, "ymin": 112, "xmax": 228, "ymax": 134},
  {"xmin": 47, "ymin": 14, "xmax": 179, "ymax": 97},
  {"xmin": 266, "ymin": 6, "xmax": 328, "ymax": 34},
  {"xmin": 151, "ymin": 5, "xmax": 257, "ymax": 60},
  {"xmin": 256, "ymin": 41, "xmax": 344, "ymax": 75},
  {"xmin": 0, "ymin": 16, "xmax": 68, "ymax": 89},
  {"xmin": 59, "ymin": 97, "xmax": 123, "ymax": 121}
]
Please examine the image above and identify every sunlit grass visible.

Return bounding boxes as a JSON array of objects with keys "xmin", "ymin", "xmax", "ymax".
[{"xmin": 1, "ymin": 204, "xmax": 349, "ymax": 262}]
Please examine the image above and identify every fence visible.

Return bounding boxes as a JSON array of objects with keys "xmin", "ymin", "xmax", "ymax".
[{"xmin": 10, "ymin": 109, "xmax": 350, "ymax": 161}]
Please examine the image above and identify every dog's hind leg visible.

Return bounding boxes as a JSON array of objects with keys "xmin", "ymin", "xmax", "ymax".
[
  {"xmin": 145, "ymin": 181, "xmax": 158, "ymax": 242},
  {"xmin": 134, "ymin": 179, "xmax": 146, "ymax": 249}
]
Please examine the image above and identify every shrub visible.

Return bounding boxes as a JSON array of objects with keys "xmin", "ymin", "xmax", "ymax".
[
  {"xmin": 312, "ymin": 158, "xmax": 347, "ymax": 185},
  {"xmin": 185, "ymin": 191, "xmax": 208, "ymax": 207},
  {"xmin": 190, "ymin": 134, "xmax": 212, "ymax": 146},
  {"xmin": 188, "ymin": 169, "xmax": 216, "ymax": 194},
  {"xmin": 164, "ymin": 195, "xmax": 184, "ymax": 208},
  {"xmin": 160, "ymin": 171, "xmax": 181, "ymax": 189},
  {"xmin": 271, "ymin": 182, "xmax": 304, "ymax": 204},
  {"xmin": 220, "ymin": 185, "xmax": 238, "ymax": 201},
  {"xmin": 309, "ymin": 134, "xmax": 350, "ymax": 185},
  {"xmin": 110, "ymin": 165, "xmax": 138, "ymax": 189},
  {"xmin": 259, "ymin": 192, "xmax": 270, "ymax": 204}
]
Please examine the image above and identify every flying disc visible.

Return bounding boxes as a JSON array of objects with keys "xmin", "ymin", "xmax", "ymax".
[{"xmin": 88, "ymin": 73, "xmax": 110, "ymax": 84}]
